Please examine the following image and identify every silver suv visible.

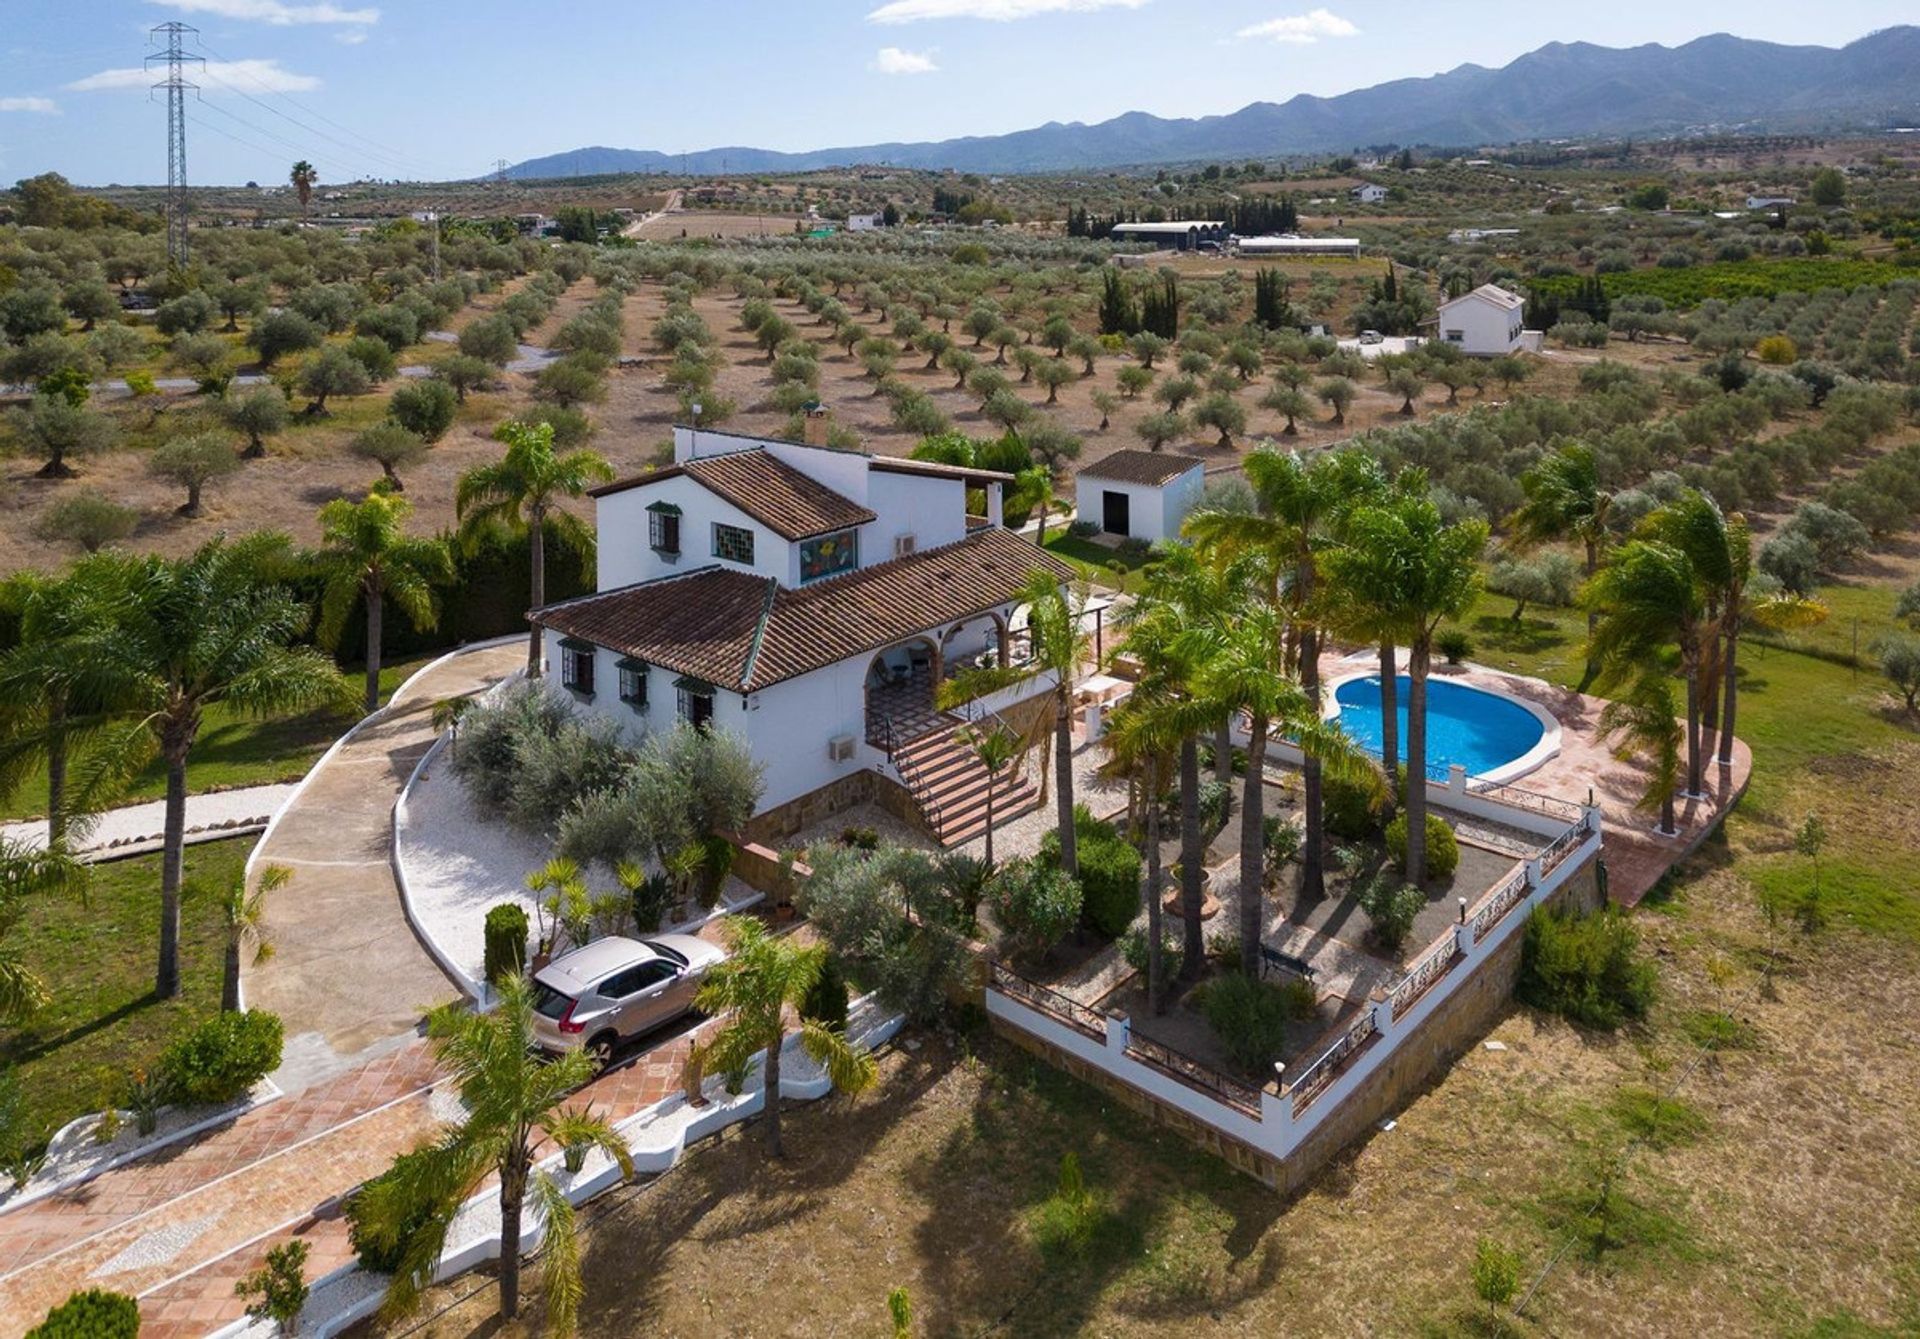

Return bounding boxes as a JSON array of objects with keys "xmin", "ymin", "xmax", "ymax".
[{"xmin": 529, "ymin": 934, "xmax": 727, "ymax": 1069}]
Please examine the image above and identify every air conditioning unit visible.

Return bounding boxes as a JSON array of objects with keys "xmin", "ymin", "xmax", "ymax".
[
  {"xmin": 893, "ymin": 533, "xmax": 917, "ymax": 558},
  {"xmin": 827, "ymin": 734, "xmax": 856, "ymax": 762}
]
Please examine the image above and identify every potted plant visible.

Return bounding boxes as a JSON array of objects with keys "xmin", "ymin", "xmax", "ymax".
[{"xmin": 549, "ymin": 1103, "xmax": 602, "ymax": 1175}]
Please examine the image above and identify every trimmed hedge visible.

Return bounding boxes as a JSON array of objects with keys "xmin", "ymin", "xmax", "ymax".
[
  {"xmin": 1386, "ymin": 812, "xmax": 1461, "ymax": 881},
  {"xmin": 1039, "ymin": 806, "xmax": 1142, "ymax": 940},
  {"xmin": 1517, "ymin": 907, "xmax": 1656, "ymax": 1030},
  {"xmin": 160, "ymin": 1010, "xmax": 283, "ymax": 1105},
  {"xmin": 482, "ymin": 902, "xmax": 529, "ymax": 985},
  {"xmin": 27, "ymin": 1289, "xmax": 140, "ymax": 1339}
]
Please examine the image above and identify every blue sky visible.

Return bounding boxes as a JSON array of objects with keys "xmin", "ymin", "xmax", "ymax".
[{"xmin": 4, "ymin": 0, "xmax": 1915, "ymax": 186}]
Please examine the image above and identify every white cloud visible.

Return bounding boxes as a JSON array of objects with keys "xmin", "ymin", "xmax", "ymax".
[
  {"xmin": 68, "ymin": 58, "xmax": 321, "ymax": 93},
  {"xmin": 1235, "ymin": 8, "xmax": 1359, "ymax": 43},
  {"xmin": 0, "ymin": 97, "xmax": 58, "ymax": 113},
  {"xmin": 872, "ymin": 46, "xmax": 938, "ymax": 74},
  {"xmin": 148, "ymin": 0, "xmax": 378, "ymax": 24},
  {"xmin": 334, "ymin": 29, "xmax": 367, "ymax": 43},
  {"xmin": 869, "ymin": 0, "xmax": 1145, "ymax": 23}
]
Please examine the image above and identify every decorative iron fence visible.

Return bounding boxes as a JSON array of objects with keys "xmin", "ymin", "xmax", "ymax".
[
  {"xmin": 1390, "ymin": 937, "xmax": 1460, "ymax": 1020},
  {"xmin": 989, "ymin": 962, "xmax": 1108, "ymax": 1040},
  {"xmin": 1537, "ymin": 821, "xmax": 1590, "ymax": 878},
  {"xmin": 1124, "ymin": 1032, "xmax": 1263, "ymax": 1113},
  {"xmin": 1463, "ymin": 777, "xmax": 1586, "ymax": 826},
  {"xmin": 1286, "ymin": 1007, "xmax": 1378, "ymax": 1115},
  {"xmin": 1469, "ymin": 867, "xmax": 1532, "ymax": 943}
]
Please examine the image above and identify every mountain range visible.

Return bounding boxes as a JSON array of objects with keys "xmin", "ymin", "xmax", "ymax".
[{"xmin": 507, "ymin": 27, "xmax": 1920, "ymax": 180}]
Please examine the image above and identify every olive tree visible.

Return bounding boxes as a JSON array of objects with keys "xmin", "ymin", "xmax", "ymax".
[
  {"xmin": 149, "ymin": 432, "xmax": 242, "ymax": 516},
  {"xmin": 224, "ymin": 386, "xmax": 290, "ymax": 459}
]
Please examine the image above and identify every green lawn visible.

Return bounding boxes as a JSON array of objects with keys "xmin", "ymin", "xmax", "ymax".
[
  {"xmin": 0, "ymin": 651, "xmax": 440, "ymax": 822},
  {"xmin": 1042, "ymin": 531, "xmax": 1152, "ymax": 594},
  {"xmin": 1443, "ymin": 577, "xmax": 1920, "ymax": 940},
  {"xmin": 0, "ymin": 838, "xmax": 252, "ymax": 1156}
]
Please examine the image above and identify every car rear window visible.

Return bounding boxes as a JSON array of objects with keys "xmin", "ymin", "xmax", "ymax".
[
  {"xmin": 643, "ymin": 940, "xmax": 689, "ymax": 968},
  {"xmin": 531, "ymin": 982, "xmax": 575, "ymax": 1020}
]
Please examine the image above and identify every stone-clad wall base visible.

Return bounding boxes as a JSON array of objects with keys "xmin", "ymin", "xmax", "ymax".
[
  {"xmin": 994, "ymin": 859, "xmax": 1600, "ymax": 1195},
  {"xmin": 743, "ymin": 769, "xmax": 934, "ymax": 847}
]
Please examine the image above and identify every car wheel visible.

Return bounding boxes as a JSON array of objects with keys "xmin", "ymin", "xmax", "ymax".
[{"xmin": 585, "ymin": 1033, "xmax": 617, "ymax": 1073}]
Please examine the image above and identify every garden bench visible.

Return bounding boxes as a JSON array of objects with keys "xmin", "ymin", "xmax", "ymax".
[{"xmin": 1259, "ymin": 944, "xmax": 1317, "ymax": 983}]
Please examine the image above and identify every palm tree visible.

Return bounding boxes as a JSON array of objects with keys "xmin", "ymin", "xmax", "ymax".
[
  {"xmin": 53, "ymin": 536, "xmax": 353, "ymax": 999},
  {"xmin": 358, "ymin": 976, "xmax": 632, "ymax": 1335},
  {"xmin": 1325, "ymin": 496, "xmax": 1488, "ymax": 886},
  {"xmin": 0, "ymin": 571, "xmax": 121, "ymax": 850},
  {"xmin": 289, "ymin": 161, "xmax": 316, "ymax": 222},
  {"xmin": 313, "ymin": 492, "xmax": 455, "ymax": 716},
  {"xmin": 0, "ymin": 840, "xmax": 83, "ymax": 1023},
  {"xmin": 1194, "ymin": 602, "xmax": 1375, "ymax": 976},
  {"xmin": 1585, "ymin": 539, "xmax": 1708, "ymax": 799},
  {"xmin": 1509, "ymin": 442, "xmax": 1615, "ymax": 642},
  {"xmin": 693, "ymin": 916, "xmax": 877, "ymax": 1158},
  {"xmin": 431, "ymin": 694, "xmax": 476, "ymax": 755},
  {"xmin": 209, "ymin": 863, "xmax": 288, "ymax": 1012},
  {"xmin": 1013, "ymin": 466, "xmax": 1055, "ymax": 548},
  {"xmin": 1598, "ymin": 674, "xmax": 1682, "ymax": 836},
  {"xmin": 1186, "ymin": 449, "xmax": 1376, "ymax": 901},
  {"xmin": 1102, "ymin": 687, "xmax": 1178, "ymax": 1012},
  {"xmin": 957, "ymin": 723, "xmax": 1021, "ymax": 870},
  {"xmin": 456, "ymin": 420, "xmax": 613, "ymax": 678}
]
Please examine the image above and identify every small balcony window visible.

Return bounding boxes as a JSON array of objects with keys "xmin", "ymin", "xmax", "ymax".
[
  {"xmin": 559, "ymin": 640, "xmax": 596, "ymax": 698},
  {"xmin": 647, "ymin": 503, "xmax": 681, "ymax": 556},
  {"xmin": 617, "ymin": 657, "xmax": 648, "ymax": 708}
]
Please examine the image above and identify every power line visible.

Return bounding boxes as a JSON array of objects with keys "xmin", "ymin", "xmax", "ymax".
[
  {"xmin": 186, "ymin": 110, "xmax": 347, "ymax": 183},
  {"xmin": 193, "ymin": 99, "xmax": 350, "ymax": 178}
]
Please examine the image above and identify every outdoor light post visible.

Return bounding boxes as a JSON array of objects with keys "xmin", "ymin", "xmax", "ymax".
[
  {"xmin": 689, "ymin": 401, "xmax": 702, "ymax": 458},
  {"xmin": 1458, "ymin": 896, "xmax": 1467, "ymax": 924}
]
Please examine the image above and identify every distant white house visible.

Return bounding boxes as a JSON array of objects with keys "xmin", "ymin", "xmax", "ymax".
[
  {"xmin": 1075, "ymin": 451, "xmax": 1206, "ymax": 544},
  {"xmin": 1234, "ymin": 235, "xmax": 1361, "ymax": 258},
  {"xmin": 1447, "ymin": 228, "xmax": 1521, "ymax": 244},
  {"xmin": 1745, "ymin": 194, "xmax": 1796, "ymax": 211},
  {"xmin": 1350, "ymin": 183, "xmax": 1389, "ymax": 205},
  {"xmin": 1433, "ymin": 283, "xmax": 1540, "ymax": 357},
  {"xmin": 846, "ymin": 212, "xmax": 886, "ymax": 232}
]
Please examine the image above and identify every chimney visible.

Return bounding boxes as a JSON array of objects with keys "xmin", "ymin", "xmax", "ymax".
[{"xmin": 803, "ymin": 403, "xmax": 830, "ymax": 448}]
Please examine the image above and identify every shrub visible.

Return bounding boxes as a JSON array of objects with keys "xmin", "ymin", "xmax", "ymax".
[
  {"xmin": 1386, "ymin": 812, "xmax": 1460, "ymax": 881},
  {"xmin": 1039, "ymin": 807, "xmax": 1140, "ymax": 939},
  {"xmin": 988, "ymin": 858, "xmax": 1082, "ymax": 956},
  {"xmin": 1517, "ymin": 907, "xmax": 1656, "ymax": 1030},
  {"xmin": 26, "ymin": 1289, "xmax": 140, "ymax": 1339},
  {"xmin": 235, "ymin": 1238, "xmax": 309, "ymax": 1331},
  {"xmin": 1879, "ymin": 633, "xmax": 1920, "ymax": 711},
  {"xmin": 32, "ymin": 491, "xmax": 138, "ymax": 553},
  {"xmin": 799, "ymin": 953, "xmax": 850, "ymax": 1030},
  {"xmin": 482, "ymin": 902, "xmax": 528, "ymax": 984},
  {"xmin": 1357, "ymin": 873, "xmax": 1426, "ymax": 954},
  {"xmin": 1121, "ymin": 925, "xmax": 1184, "ymax": 981},
  {"xmin": 1068, "ymin": 518, "xmax": 1101, "ymax": 539},
  {"xmin": 1196, "ymin": 778, "xmax": 1232, "ymax": 832},
  {"xmin": 160, "ymin": 1010, "xmax": 283, "ymax": 1104},
  {"xmin": 344, "ymin": 1149, "xmax": 437, "ymax": 1273},
  {"xmin": 1437, "ymin": 629, "xmax": 1473, "ymax": 665},
  {"xmin": 1323, "ymin": 773, "xmax": 1383, "ymax": 841},
  {"xmin": 390, "ymin": 377, "xmax": 458, "ymax": 443},
  {"xmin": 1755, "ymin": 333, "xmax": 1797, "ymax": 365},
  {"xmin": 1197, "ymin": 973, "xmax": 1314, "ymax": 1074}
]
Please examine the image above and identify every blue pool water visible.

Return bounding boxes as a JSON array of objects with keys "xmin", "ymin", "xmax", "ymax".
[{"xmin": 1334, "ymin": 675, "xmax": 1546, "ymax": 779}]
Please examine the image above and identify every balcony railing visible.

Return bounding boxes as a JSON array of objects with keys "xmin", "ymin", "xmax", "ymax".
[
  {"xmin": 1285, "ymin": 1006, "xmax": 1378, "ymax": 1115},
  {"xmin": 1389, "ymin": 937, "xmax": 1460, "ymax": 1021},
  {"xmin": 988, "ymin": 963, "xmax": 1107, "ymax": 1041},
  {"xmin": 1124, "ymin": 1031, "xmax": 1263, "ymax": 1114}
]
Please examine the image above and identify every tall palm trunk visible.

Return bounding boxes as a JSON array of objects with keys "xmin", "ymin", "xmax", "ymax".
[
  {"xmin": 1405, "ymin": 644, "xmax": 1432, "ymax": 888},
  {"xmin": 1054, "ymin": 684, "xmax": 1077, "ymax": 877},
  {"xmin": 982, "ymin": 772, "xmax": 997, "ymax": 870},
  {"xmin": 158, "ymin": 736, "xmax": 191, "ymax": 1000},
  {"xmin": 1718, "ymin": 627, "xmax": 1740, "ymax": 767},
  {"xmin": 526, "ymin": 509, "xmax": 547, "ymax": 678},
  {"xmin": 1144, "ymin": 753, "xmax": 1165, "ymax": 1013},
  {"xmin": 1178, "ymin": 736, "xmax": 1203, "ymax": 980},
  {"xmin": 1683, "ymin": 654, "xmax": 1703, "ymax": 797},
  {"xmin": 1238, "ymin": 712, "xmax": 1269, "ymax": 978},
  {"xmin": 1377, "ymin": 641, "xmax": 1399, "ymax": 818},
  {"xmin": 363, "ymin": 580, "xmax": 384, "ymax": 717},
  {"xmin": 1298, "ymin": 627, "xmax": 1326, "ymax": 901},
  {"xmin": 1213, "ymin": 722, "xmax": 1231, "ymax": 788},
  {"xmin": 45, "ymin": 697, "xmax": 67, "ymax": 851},
  {"xmin": 763, "ymin": 1024, "xmax": 785, "ymax": 1156},
  {"xmin": 499, "ymin": 1155, "xmax": 525, "ymax": 1319}
]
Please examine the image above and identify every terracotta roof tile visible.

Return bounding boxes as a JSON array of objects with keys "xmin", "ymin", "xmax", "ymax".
[
  {"xmin": 588, "ymin": 449, "xmax": 875, "ymax": 541},
  {"xmin": 1078, "ymin": 449, "xmax": 1206, "ymax": 487},
  {"xmin": 533, "ymin": 528, "xmax": 1073, "ymax": 693}
]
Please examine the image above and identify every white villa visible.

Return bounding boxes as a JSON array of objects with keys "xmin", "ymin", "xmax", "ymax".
[
  {"xmin": 1349, "ymin": 183, "xmax": 1389, "ymax": 205},
  {"xmin": 1075, "ymin": 450, "xmax": 1206, "ymax": 543},
  {"xmin": 530, "ymin": 426, "xmax": 1073, "ymax": 844},
  {"xmin": 1432, "ymin": 282, "xmax": 1542, "ymax": 357}
]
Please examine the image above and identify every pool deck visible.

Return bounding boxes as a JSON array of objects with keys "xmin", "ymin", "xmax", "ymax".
[{"xmin": 1326, "ymin": 649, "xmax": 1750, "ymax": 908}]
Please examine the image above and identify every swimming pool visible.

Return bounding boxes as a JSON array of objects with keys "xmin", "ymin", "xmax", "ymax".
[{"xmin": 1331, "ymin": 674, "xmax": 1553, "ymax": 782}]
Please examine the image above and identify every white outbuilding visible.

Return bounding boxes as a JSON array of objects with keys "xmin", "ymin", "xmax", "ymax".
[
  {"xmin": 1433, "ymin": 282, "xmax": 1539, "ymax": 357},
  {"xmin": 1074, "ymin": 450, "xmax": 1206, "ymax": 544}
]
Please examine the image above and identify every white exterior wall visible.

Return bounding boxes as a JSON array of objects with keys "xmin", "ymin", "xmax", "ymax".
[
  {"xmin": 1075, "ymin": 466, "xmax": 1203, "ymax": 544},
  {"xmin": 541, "ymin": 628, "xmax": 876, "ymax": 813},
  {"xmin": 595, "ymin": 476, "xmax": 791, "ymax": 590},
  {"xmin": 865, "ymin": 470, "xmax": 970, "ymax": 558},
  {"xmin": 1436, "ymin": 294, "xmax": 1524, "ymax": 357}
]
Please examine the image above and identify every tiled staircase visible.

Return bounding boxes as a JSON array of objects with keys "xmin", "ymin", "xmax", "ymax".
[{"xmin": 892, "ymin": 723, "xmax": 1042, "ymax": 847}]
